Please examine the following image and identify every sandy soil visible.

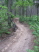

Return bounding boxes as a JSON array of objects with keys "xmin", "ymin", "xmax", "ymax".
[{"xmin": 0, "ymin": 18, "xmax": 35, "ymax": 52}]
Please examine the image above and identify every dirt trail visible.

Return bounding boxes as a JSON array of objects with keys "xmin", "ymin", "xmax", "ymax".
[{"xmin": 0, "ymin": 18, "xmax": 34, "ymax": 52}]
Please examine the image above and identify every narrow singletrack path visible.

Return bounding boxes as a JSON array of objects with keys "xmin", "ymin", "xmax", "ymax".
[{"xmin": 0, "ymin": 18, "xmax": 34, "ymax": 52}]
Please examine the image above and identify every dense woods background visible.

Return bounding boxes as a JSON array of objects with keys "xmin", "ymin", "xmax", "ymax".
[{"xmin": 0, "ymin": 0, "xmax": 39, "ymax": 52}]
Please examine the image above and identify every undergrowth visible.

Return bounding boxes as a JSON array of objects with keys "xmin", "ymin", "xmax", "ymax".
[
  {"xmin": 0, "ymin": 5, "xmax": 9, "ymax": 36},
  {"xmin": 19, "ymin": 15, "xmax": 39, "ymax": 52},
  {"xmin": 0, "ymin": 5, "xmax": 14, "ymax": 37}
]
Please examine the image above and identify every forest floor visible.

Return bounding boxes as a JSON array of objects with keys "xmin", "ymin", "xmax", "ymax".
[{"xmin": 0, "ymin": 18, "xmax": 35, "ymax": 52}]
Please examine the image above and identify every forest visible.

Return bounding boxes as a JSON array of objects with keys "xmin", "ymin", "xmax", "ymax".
[{"xmin": 0, "ymin": 0, "xmax": 39, "ymax": 52}]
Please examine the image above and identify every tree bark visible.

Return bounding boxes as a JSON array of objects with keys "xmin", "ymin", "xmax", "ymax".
[
  {"xmin": 19, "ymin": 6, "xmax": 21, "ymax": 16},
  {"xmin": 22, "ymin": 0, "xmax": 24, "ymax": 17},
  {"xmin": 7, "ymin": 0, "xmax": 13, "ymax": 27}
]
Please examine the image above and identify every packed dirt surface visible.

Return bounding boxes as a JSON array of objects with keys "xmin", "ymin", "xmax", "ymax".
[{"xmin": 0, "ymin": 18, "xmax": 35, "ymax": 52}]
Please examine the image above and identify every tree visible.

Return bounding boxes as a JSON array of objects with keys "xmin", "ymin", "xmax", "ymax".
[
  {"xmin": 5, "ymin": 0, "xmax": 13, "ymax": 27},
  {"xmin": 15, "ymin": 0, "xmax": 33, "ymax": 17},
  {"xmin": 8, "ymin": 0, "xmax": 13, "ymax": 27},
  {"xmin": 22, "ymin": 0, "xmax": 24, "ymax": 17}
]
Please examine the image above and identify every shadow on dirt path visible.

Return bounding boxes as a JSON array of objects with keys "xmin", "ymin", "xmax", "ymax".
[{"xmin": 0, "ymin": 18, "xmax": 35, "ymax": 52}]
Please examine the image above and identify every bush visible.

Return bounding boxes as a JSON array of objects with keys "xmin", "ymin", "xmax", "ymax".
[{"xmin": 0, "ymin": 5, "xmax": 9, "ymax": 36}]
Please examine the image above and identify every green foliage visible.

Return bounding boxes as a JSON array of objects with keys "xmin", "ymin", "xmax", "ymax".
[
  {"xmin": 19, "ymin": 15, "xmax": 38, "ymax": 23},
  {"xmin": 0, "ymin": 5, "xmax": 9, "ymax": 36},
  {"xmin": 0, "ymin": 4, "xmax": 15, "ymax": 36},
  {"xmin": 34, "ymin": 46, "xmax": 39, "ymax": 52},
  {"xmin": 12, "ymin": 0, "xmax": 33, "ymax": 9},
  {"xmin": 16, "ymin": 0, "xmax": 33, "ymax": 7},
  {"xmin": 27, "ymin": 46, "xmax": 39, "ymax": 52},
  {"xmin": 5, "ymin": 31, "xmax": 11, "ymax": 34},
  {"xmin": 27, "ymin": 49, "xmax": 35, "ymax": 52},
  {"xmin": 19, "ymin": 16, "xmax": 25, "ymax": 22},
  {"xmin": 5, "ymin": 0, "xmax": 8, "ymax": 6},
  {"xmin": 34, "ymin": 40, "xmax": 39, "ymax": 45},
  {"xmin": 0, "ymin": 5, "xmax": 7, "ymax": 9},
  {"xmin": 8, "ymin": 12, "xmax": 14, "ymax": 18}
]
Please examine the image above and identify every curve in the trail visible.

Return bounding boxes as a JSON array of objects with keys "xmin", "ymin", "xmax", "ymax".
[{"xmin": 0, "ymin": 19, "xmax": 34, "ymax": 52}]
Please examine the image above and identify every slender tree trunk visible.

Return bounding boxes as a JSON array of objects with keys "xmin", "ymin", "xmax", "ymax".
[
  {"xmin": 14, "ymin": 7, "xmax": 16, "ymax": 16},
  {"xmin": 22, "ymin": 0, "xmax": 24, "ymax": 17},
  {"xmin": 37, "ymin": 6, "xmax": 38, "ymax": 21},
  {"xmin": 7, "ymin": 0, "xmax": 13, "ymax": 27},
  {"xmin": 22, "ymin": 6, "xmax": 24, "ymax": 17},
  {"xmin": 30, "ymin": 7, "xmax": 32, "ymax": 17},
  {"xmin": 14, "ymin": 0, "xmax": 18, "ymax": 16},
  {"xmin": 14, "ymin": 0, "xmax": 16, "ymax": 16},
  {"xmin": 26, "ymin": 7, "xmax": 27, "ymax": 17},
  {"xmin": 19, "ymin": 6, "xmax": 21, "ymax": 16}
]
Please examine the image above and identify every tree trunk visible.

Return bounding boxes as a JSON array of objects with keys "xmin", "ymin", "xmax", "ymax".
[
  {"xmin": 37, "ymin": 6, "xmax": 38, "ymax": 21},
  {"xmin": 22, "ymin": 6, "xmax": 24, "ymax": 17},
  {"xmin": 7, "ymin": 0, "xmax": 13, "ymax": 27},
  {"xmin": 22, "ymin": 0, "xmax": 24, "ymax": 17},
  {"xmin": 19, "ymin": 6, "xmax": 21, "ymax": 16}
]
